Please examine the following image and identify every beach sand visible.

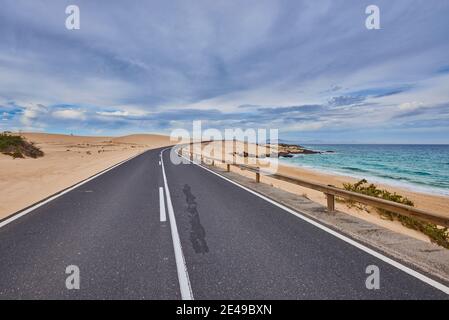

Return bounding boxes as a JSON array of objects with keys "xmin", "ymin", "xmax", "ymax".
[
  {"xmin": 196, "ymin": 140, "xmax": 449, "ymax": 243},
  {"xmin": 0, "ymin": 133, "xmax": 171, "ymax": 220}
]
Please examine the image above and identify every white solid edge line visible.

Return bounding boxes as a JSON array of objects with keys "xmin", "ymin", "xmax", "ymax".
[
  {"xmin": 161, "ymin": 148, "xmax": 194, "ymax": 300},
  {"xmin": 159, "ymin": 187, "xmax": 167, "ymax": 222},
  {"xmin": 179, "ymin": 152, "xmax": 449, "ymax": 295},
  {"xmin": 0, "ymin": 150, "xmax": 147, "ymax": 229}
]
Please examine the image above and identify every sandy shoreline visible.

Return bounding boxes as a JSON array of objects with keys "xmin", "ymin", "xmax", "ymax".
[
  {"xmin": 273, "ymin": 163, "xmax": 449, "ymax": 243},
  {"xmin": 222, "ymin": 161, "xmax": 449, "ymax": 243},
  {"xmin": 275, "ymin": 161, "xmax": 449, "ymax": 216},
  {"xmin": 279, "ymin": 159, "xmax": 449, "ymax": 198},
  {"xmin": 0, "ymin": 133, "xmax": 172, "ymax": 220},
  {"xmin": 279, "ymin": 163, "xmax": 449, "ymax": 216},
  {"xmin": 197, "ymin": 140, "xmax": 449, "ymax": 243}
]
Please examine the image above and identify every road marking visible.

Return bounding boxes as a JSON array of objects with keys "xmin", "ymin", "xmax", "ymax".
[
  {"xmin": 0, "ymin": 151, "xmax": 147, "ymax": 229},
  {"xmin": 159, "ymin": 187, "xmax": 167, "ymax": 222},
  {"xmin": 161, "ymin": 148, "xmax": 194, "ymax": 300},
  {"xmin": 179, "ymin": 151, "xmax": 449, "ymax": 295}
]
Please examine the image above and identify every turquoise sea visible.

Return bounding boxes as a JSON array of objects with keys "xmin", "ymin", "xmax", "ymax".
[{"xmin": 279, "ymin": 145, "xmax": 449, "ymax": 196}]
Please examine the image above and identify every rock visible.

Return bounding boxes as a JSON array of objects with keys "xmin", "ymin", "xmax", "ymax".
[
  {"xmin": 279, "ymin": 153, "xmax": 293, "ymax": 158},
  {"xmin": 301, "ymin": 149, "xmax": 320, "ymax": 154},
  {"xmin": 276, "ymin": 143, "xmax": 321, "ymax": 156}
]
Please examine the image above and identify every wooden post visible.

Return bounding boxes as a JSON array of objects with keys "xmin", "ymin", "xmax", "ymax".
[
  {"xmin": 227, "ymin": 164, "xmax": 230, "ymax": 172},
  {"xmin": 190, "ymin": 152, "xmax": 193, "ymax": 161},
  {"xmin": 326, "ymin": 193, "xmax": 335, "ymax": 212},
  {"xmin": 256, "ymin": 172, "xmax": 260, "ymax": 183},
  {"xmin": 200, "ymin": 155, "xmax": 203, "ymax": 163},
  {"xmin": 212, "ymin": 159, "xmax": 215, "ymax": 166}
]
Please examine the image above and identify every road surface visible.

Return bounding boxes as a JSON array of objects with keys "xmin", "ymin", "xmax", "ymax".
[{"xmin": 0, "ymin": 147, "xmax": 447, "ymax": 299}]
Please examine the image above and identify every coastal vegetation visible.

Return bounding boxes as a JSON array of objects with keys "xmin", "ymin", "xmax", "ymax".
[
  {"xmin": 339, "ymin": 179, "xmax": 449, "ymax": 249},
  {"xmin": 0, "ymin": 132, "xmax": 44, "ymax": 159}
]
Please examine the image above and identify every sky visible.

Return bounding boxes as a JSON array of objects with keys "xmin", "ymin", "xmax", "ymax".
[{"xmin": 0, "ymin": 0, "xmax": 449, "ymax": 143}]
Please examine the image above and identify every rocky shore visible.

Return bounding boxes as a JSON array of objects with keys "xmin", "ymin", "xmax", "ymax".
[
  {"xmin": 277, "ymin": 143, "xmax": 321, "ymax": 157},
  {"xmin": 234, "ymin": 143, "xmax": 333, "ymax": 158}
]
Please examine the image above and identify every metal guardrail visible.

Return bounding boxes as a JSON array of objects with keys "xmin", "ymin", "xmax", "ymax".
[{"xmin": 178, "ymin": 147, "xmax": 449, "ymax": 228}]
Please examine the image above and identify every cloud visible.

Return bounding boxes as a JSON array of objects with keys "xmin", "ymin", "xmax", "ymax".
[
  {"xmin": 20, "ymin": 104, "xmax": 48, "ymax": 126},
  {"xmin": 349, "ymin": 85, "xmax": 412, "ymax": 98},
  {"xmin": 0, "ymin": 0, "xmax": 448, "ymax": 142},
  {"xmin": 96, "ymin": 110, "xmax": 131, "ymax": 117},
  {"xmin": 394, "ymin": 102, "xmax": 449, "ymax": 120},
  {"xmin": 53, "ymin": 109, "xmax": 85, "ymax": 120},
  {"xmin": 398, "ymin": 101, "xmax": 424, "ymax": 111},
  {"xmin": 328, "ymin": 96, "xmax": 365, "ymax": 107},
  {"xmin": 256, "ymin": 105, "xmax": 323, "ymax": 114}
]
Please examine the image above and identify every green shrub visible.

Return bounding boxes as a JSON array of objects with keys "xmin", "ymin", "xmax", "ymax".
[
  {"xmin": 0, "ymin": 132, "xmax": 44, "ymax": 159},
  {"xmin": 340, "ymin": 179, "xmax": 449, "ymax": 249},
  {"xmin": 0, "ymin": 133, "xmax": 22, "ymax": 150}
]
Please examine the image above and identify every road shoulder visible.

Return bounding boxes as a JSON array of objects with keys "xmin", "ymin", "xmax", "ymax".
[{"xmin": 200, "ymin": 162, "xmax": 449, "ymax": 286}]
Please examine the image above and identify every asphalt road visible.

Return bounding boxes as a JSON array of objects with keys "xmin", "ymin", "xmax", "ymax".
[{"xmin": 0, "ymin": 147, "xmax": 447, "ymax": 299}]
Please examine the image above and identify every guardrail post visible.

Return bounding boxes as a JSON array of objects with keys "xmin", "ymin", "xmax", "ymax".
[
  {"xmin": 190, "ymin": 152, "xmax": 193, "ymax": 161},
  {"xmin": 227, "ymin": 164, "xmax": 230, "ymax": 172},
  {"xmin": 326, "ymin": 193, "xmax": 335, "ymax": 212},
  {"xmin": 212, "ymin": 159, "xmax": 215, "ymax": 166},
  {"xmin": 256, "ymin": 172, "xmax": 260, "ymax": 183},
  {"xmin": 200, "ymin": 155, "xmax": 203, "ymax": 163}
]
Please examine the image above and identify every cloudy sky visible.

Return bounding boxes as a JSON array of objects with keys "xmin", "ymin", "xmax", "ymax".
[{"xmin": 1, "ymin": 0, "xmax": 449, "ymax": 143}]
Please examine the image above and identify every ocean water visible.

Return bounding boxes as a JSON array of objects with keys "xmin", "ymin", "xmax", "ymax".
[{"xmin": 279, "ymin": 144, "xmax": 449, "ymax": 196}]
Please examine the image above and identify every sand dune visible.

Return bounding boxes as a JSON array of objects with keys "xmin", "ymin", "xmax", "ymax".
[{"xmin": 0, "ymin": 133, "xmax": 172, "ymax": 220}]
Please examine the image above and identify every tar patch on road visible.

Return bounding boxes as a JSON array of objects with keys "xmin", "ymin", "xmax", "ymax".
[{"xmin": 182, "ymin": 184, "xmax": 209, "ymax": 254}]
